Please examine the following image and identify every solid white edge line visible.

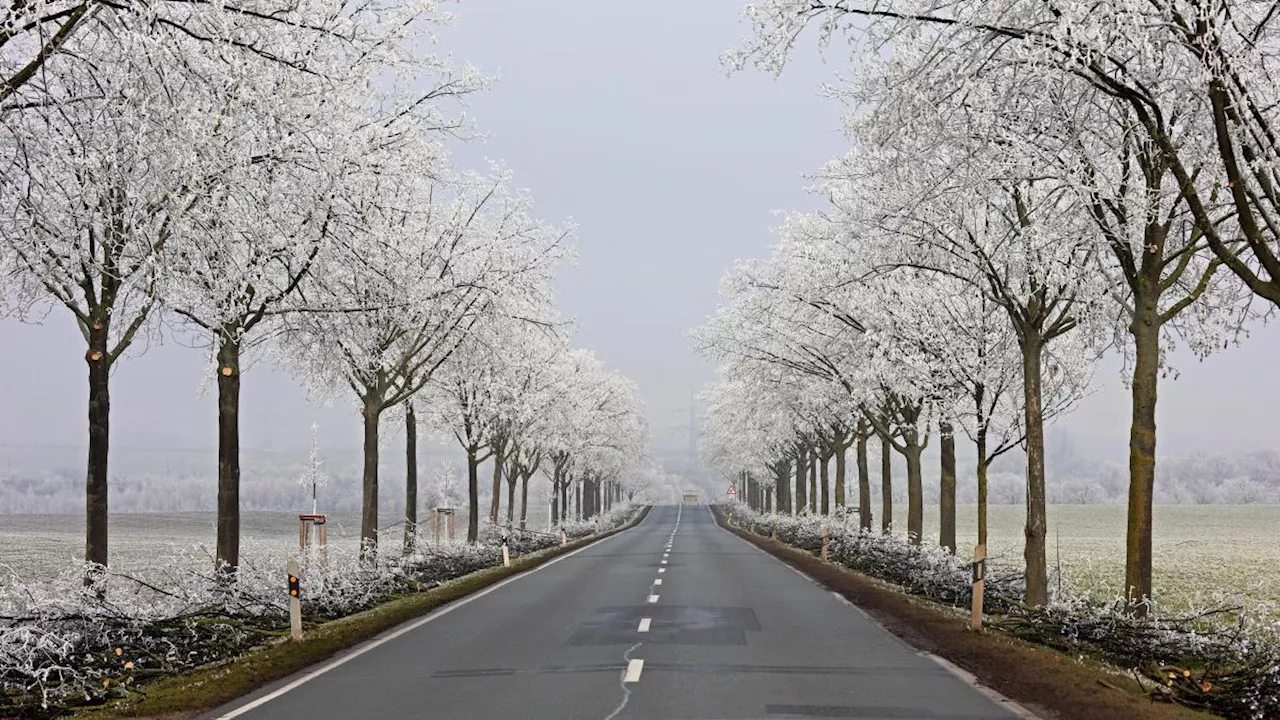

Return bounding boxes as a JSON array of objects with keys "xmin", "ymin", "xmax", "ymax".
[
  {"xmin": 637, "ymin": 618, "xmax": 651, "ymax": 633},
  {"xmin": 707, "ymin": 506, "xmax": 1043, "ymax": 720},
  {"xmin": 210, "ymin": 508, "xmax": 654, "ymax": 720},
  {"xmin": 624, "ymin": 659, "xmax": 644, "ymax": 683},
  {"xmin": 647, "ymin": 594, "xmax": 660, "ymax": 603}
]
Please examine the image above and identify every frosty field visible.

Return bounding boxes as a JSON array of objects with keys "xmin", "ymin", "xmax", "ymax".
[
  {"xmin": 3, "ymin": 505, "xmax": 1277, "ymax": 613},
  {"xmin": 886, "ymin": 504, "xmax": 1280, "ymax": 613},
  {"xmin": 0, "ymin": 511, "xmax": 375, "ymax": 581}
]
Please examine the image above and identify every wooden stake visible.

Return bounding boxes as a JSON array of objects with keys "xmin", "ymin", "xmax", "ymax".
[
  {"xmin": 970, "ymin": 543, "xmax": 986, "ymax": 631},
  {"xmin": 287, "ymin": 558, "xmax": 303, "ymax": 642}
]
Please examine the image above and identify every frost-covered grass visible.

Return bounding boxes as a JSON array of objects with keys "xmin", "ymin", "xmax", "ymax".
[
  {"xmin": 891, "ymin": 504, "xmax": 1280, "ymax": 616},
  {"xmin": 725, "ymin": 503, "xmax": 1280, "ymax": 719},
  {"xmin": 0, "ymin": 505, "xmax": 640, "ymax": 719}
]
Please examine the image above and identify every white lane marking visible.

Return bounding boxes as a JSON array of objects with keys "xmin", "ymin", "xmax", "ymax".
[
  {"xmin": 604, "ymin": 643, "xmax": 644, "ymax": 720},
  {"xmin": 210, "ymin": 509, "xmax": 651, "ymax": 719},
  {"xmin": 658, "ymin": 567, "xmax": 665, "ymax": 573},
  {"xmin": 661, "ymin": 559, "xmax": 667, "ymax": 565},
  {"xmin": 624, "ymin": 659, "xmax": 645, "ymax": 683},
  {"xmin": 653, "ymin": 578, "xmax": 663, "ymax": 586},
  {"xmin": 637, "ymin": 618, "xmax": 651, "ymax": 633},
  {"xmin": 647, "ymin": 594, "xmax": 660, "ymax": 603}
]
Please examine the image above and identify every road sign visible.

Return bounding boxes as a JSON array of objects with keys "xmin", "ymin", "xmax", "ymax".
[{"xmin": 726, "ymin": 483, "xmax": 737, "ymax": 496}]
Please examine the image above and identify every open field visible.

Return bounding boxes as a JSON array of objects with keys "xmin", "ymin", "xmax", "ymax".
[
  {"xmin": 4, "ymin": 505, "xmax": 1277, "ymax": 614},
  {"xmin": 885, "ymin": 504, "xmax": 1280, "ymax": 614}
]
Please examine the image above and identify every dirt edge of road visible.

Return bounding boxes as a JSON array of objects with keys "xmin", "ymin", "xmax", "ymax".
[
  {"xmin": 712, "ymin": 508, "xmax": 1217, "ymax": 720},
  {"xmin": 78, "ymin": 507, "xmax": 652, "ymax": 720}
]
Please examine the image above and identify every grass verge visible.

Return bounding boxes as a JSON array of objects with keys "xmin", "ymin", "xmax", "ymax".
[
  {"xmin": 712, "ymin": 507, "xmax": 1218, "ymax": 720},
  {"xmin": 78, "ymin": 507, "xmax": 651, "ymax": 720}
]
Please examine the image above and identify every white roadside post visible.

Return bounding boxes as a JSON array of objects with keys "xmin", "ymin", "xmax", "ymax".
[
  {"xmin": 970, "ymin": 544, "xmax": 986, "ymax": 631},
  {"xmin": 287, "ymin": 558, "xmax": 303, "ymax": 642},
  {"xmin": 501, "ymin": 528, "xmax": 511, "ymax": 568}
]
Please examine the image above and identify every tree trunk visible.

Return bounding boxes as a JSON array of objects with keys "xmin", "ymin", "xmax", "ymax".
[
  {"xmin": 856, "ymin": 421, "xmax": 872, "ymax": 531},
  {"xmin": 939, "ymin": 421, "xmax": 956, "ymax": 554},
  {"xmin": 574, "ymin": 480, "xmax": 581, "ymax": 520},
  {"xmin": 1020, "ymin": 333, "xmax": 1049, "ymax": 607},
  {"xmin": 215, "ymin": 334, "xmax": 241, "ymax": 575},
  {"xmin": 466, "ymin": 447, "xmax": 480, "ymax": 543},
  {"xmin": 776, "ymin": 462, "xmax": 791, "ymax": 514},
  {"xmin": 765, "ymin": 485, "xmax": 772, "ymax": 513},
  {"xmin": 489, "ymin": 438, "xmax": 505, "ymax": 523},
  {"xmin": 819, "ymin": 448, "xmax": 830, "ymax": 515},
  {"xmin": 833, "ymin": 442, "xmax": 846, "ymax": 510},
  {"xmin": 808, "ymin": 449, "xmax": 818, "ymax": 513},
  {"xmin": 404, "ymin": 404, "xmax": 417, "ymax": 553},
  {"xmin": 880, "ymin": 435, "xmax": 892, "ymax": 534},
  {"xmin": 84, "ymin": 321, "xmax": 111, "ymax": 578},
  {"xmin": 794, "ymin": 449, "xmax": 808, "ymax": 513},
  {"xmin": 506, "ymin": 474, "xmax": 517, "ymax": 525},
  {"xmin": 1126, "ymin": 290, "xmax": 1161, "ymax": 615},
  {"xmin": 905, "ymin": 442, "xmax": 924, "ymax": 546},
  {"xmin": 360, "ymin": 397, "xmax": 381, "ymax": 558},
  {"xmin": 520, "ymin": 472, "xmax": 530, "ymax": 530},
  {"xmin": 976, "ymin": 441, "xmax": 989, "ymax": 547}
]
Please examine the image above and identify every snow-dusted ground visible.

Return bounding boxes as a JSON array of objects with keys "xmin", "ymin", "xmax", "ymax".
[
  {"xmin": 879, "ymin": 504, "xmax": 1280, "ymax": 614},
  {"xmin": 0, "ymin": 509, "xmax": 560, "ymax": 580}
]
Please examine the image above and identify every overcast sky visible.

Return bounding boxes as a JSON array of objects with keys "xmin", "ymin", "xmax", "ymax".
[{"xmin": 0, "ymin": 0, "xmax": 1276, "ymax": 469}]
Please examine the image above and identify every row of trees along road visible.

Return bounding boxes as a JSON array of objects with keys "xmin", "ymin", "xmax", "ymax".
[
  {"xmin": 0, "ymin": 0, "xmax": 650, "ymax": 580},
  {"xmin": 699, "ymin": 0, "xmax": 1280, "ymax": 614}
]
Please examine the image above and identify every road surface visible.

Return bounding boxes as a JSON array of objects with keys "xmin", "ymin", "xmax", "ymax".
[{"xmin": 203, "ymin": 505, "xmax": 1026, "ymax": 720}]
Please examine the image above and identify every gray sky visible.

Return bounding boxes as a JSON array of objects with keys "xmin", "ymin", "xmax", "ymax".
[{"xmin": 0, "ymin": 0, "xmax": 1276, "ymax": 466}]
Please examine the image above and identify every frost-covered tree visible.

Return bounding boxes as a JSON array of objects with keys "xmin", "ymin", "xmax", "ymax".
[
  {"xmin": 285, "ymin": 169, "xmax": 568, "ymax": 557},
  {"xmin": 725, "ymin": 0, "xmax": 1269, "ymax": 611}
]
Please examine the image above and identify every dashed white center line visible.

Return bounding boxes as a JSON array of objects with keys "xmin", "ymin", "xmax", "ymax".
[
  {"xmin": 661, "ymin": 559, "xmax": 667, "ymax": 565},
  {"xmin": 653, "ymin": 578, "xmax": 663, "ymax": 586},
  {"xmin": 647, "ymin": 594, "xmax": 660, "ymax": 603},
  {"xmin": 624, "ymin": 659, "xmax": 645, "ymax": 683},
  {"xmin": 637, "ymin": 618, "xmax": 651, "ymax": 633},
  {"xmin": 658, "ymin": 567, "xmax": 665, "ymax": 573}
]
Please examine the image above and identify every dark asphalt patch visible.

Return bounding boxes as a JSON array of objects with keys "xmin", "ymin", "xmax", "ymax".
[{"xmin": 567, "ymin": 605, "xmax": 761, "ymax": 646}]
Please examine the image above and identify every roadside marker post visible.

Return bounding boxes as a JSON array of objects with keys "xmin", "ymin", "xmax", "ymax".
[
  {"xmin": 969, "ymin": 544, "xmax": 986, "ymax": 631},
  {"xmin": 501, "ymin": 529, "xmax": 511, "ymax": 568},
  {"xmin": 287, "ymin": 558, "xmax": 303, "ymax": 642}
]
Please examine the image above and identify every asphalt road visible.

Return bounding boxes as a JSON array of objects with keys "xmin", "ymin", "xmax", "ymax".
[{"xmin": 202, "ymin": 505, "xmax": 1027, "ymax": 720}]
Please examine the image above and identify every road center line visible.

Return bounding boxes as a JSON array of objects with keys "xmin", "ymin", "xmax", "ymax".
[
  {"xmin": 637, "ymin": 618, "xmax": 651, "ymax": 632},
  {"xmin": 658, "ymin": 567, "xmax": 665, "ymax": 573},
  {"xmin": 647, "ymin": 594, "xmax": 660, "ymax": 603},
  {"xmin": 624, "ymin": 659, "xmax": 644, "ymax": 683},
  {"xmin": 653, "ymin": 578, "xmax": 662, "ymax": 586}
]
